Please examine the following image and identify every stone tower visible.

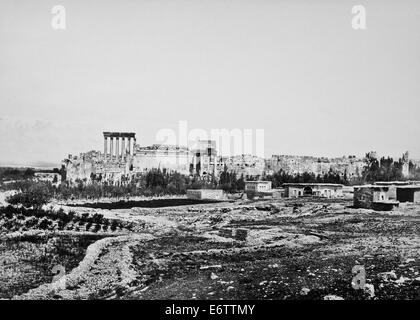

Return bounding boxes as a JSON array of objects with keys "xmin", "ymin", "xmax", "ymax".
[{"xmin": 402, "ymin": 151, "xmax": 409, "ymax": 178}]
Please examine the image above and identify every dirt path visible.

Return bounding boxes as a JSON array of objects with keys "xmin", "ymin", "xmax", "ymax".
[{"xmin": 15, "ymin": 233, "xmax": 154, "ymax": 300}]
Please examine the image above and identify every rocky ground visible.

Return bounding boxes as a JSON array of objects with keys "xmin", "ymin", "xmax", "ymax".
[{"xmin": 1, "ymin": 196, "xmax": 419, "ymax": 300}]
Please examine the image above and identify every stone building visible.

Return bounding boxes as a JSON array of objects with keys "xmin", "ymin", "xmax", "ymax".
[
  {"xmin": 402, "ymin": 151, "xmax": 410, "ymax": 178},
  {"xmin": 265, "ymin": 155, "xmax": 365, "ymax": 178},
  {"xmin": 373, "ymin": 181, "xmax": 413, "ymax": 200},
  {"xmin": 284, "ymin": 183, "xmax": 344, "ymax": 198},
  {"xmin": 222, "ymin": 154, "xmax": 265, "ymax": 178},
  {"xmin": 396, "ymin": 186, "xmax": 420, "ymax": 203},
  {"xmin": 133, "ymin": 144, "xmax": 190, "ymax": 175},
  {"xmin": 353, "ymin": 185, "xmax": 399, "ymax": 210},
  {"xmin": 63, "ymin": 131, "xmax": 413, "ymax": 190},
  {"xmin": 103, "ymin": 132, "xmax": 136, "ymax": 162},
  {"xmin": 191, "ymin": 140, "xmax": 218, "ymax": 177},
  {"xmin": 64, "ymin": 132, "xmax": 192, "ymax": 185},
  {"xmin": 245, "ymin": 181, "xmax": 272, "ymax": 193},
  {"xmin": 245, "ymin": 181, "xmax": 273, "ymax": 199}
]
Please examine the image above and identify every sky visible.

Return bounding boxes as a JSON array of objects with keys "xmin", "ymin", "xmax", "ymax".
[{"xmin": 0, "ymin": 0, "xmax": 419, "ymax": 167}]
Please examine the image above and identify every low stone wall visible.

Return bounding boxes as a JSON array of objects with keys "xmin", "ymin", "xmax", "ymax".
[
  {"xmin": 372, "ymin": 201, "xmax": 399, "ymax": 211},
  {"xmin": 187, "ymin": 189, "xmax": 225, "ymax": 201}
]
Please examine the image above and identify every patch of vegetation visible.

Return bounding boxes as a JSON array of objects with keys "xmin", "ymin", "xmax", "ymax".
[
  {"xmin": 0, "ymin": 233, "xmax": 103, "ymax": 299},
  {"xmin": 6, "ymin": 182, "xmax": 52, "ymax": 210},
  {"xmin": 0, "ymin": 206, "xmax": 130, "ymax": 234}
]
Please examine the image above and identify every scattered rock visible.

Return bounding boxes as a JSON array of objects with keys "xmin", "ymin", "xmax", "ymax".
[
  {"xmin": 323, "ymin": 295, "xmax": 344, "ymax": 300},
  {"xmin": 255, "ymin": 205, "xmax": 271, "ymax": 212},
  {"xmin": 378, "ymin": 271, "xmax": 397, "ymax": 281},
  {"xmin": 395, "ymin": 276, "xmax": 411, "ymax": 285},
  {"xmin": 210, "ymin": 272, "xmax": 219, "ymax": 280},
  {"xmin": 300, "ymin": 288, "xmax": 310, "ymax": 295},
  {"xmin": 200, "ymin": 265, "xmax": 223, "ymax": 270},
  {"xmin": 364, "ymin": 284, "xmax": 375, "ymax": 298}
]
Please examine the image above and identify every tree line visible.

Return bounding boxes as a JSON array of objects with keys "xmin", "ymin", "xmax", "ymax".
[{"xmin": 3, "ymin": 153, "xmax": 420, "ymax": 206}]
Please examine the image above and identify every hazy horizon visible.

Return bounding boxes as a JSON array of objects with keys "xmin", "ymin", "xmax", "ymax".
[{"xmin": 1, "ymin": 0, "xmax": 419, "ymax": 166}]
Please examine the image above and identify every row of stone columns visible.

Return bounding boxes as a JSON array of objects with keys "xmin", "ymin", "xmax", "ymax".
[{"xmin": 103, "ymin": 133, "xmax": 136, "ymax": 161}]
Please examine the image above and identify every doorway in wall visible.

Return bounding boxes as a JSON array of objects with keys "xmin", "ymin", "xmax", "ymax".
[{"xmin": 303, "ymin": 186, "xmax": 313, "ymax": 196}]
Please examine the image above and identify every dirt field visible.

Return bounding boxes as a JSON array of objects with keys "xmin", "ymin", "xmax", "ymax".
[{"xmin": 2, "ymin": 197, "xmax": 420, "ymax": 300}]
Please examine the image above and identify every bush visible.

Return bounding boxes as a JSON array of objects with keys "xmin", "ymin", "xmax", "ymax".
[
  {"xmin": 91, "ymin": 213, "xmax": 104, "ymax": 224},
  {"xmin": 86, "ymin": 222, "xmax": 92, "ymax": 231},
  {"xmin": 25, "ymin": 217, "xmax": 39, "ymax": 228},
  {"xmin": 68, "ymin": 211, "xmax": 76, "ymax": 221},
  {"xmin": 110, "ymin": 220, "xmax": 118, "ymax": 231},
  {"xmin": 93, "ymin": 223, "xmax": 101, "ymax": 232},
  {"xmin": 57, "ymin": 220, "xmax": 66, "ymax": 230},
  {"xmin": 81, "ymin": 213, "xmax": 90, "ymax": 223},
  {"xmin": 6, "ymin": 182, "xmax": 52, "ymax": 210},
  {"xmin": 38, "ymin": 218, "xmax": 52, "ymax": 230}
]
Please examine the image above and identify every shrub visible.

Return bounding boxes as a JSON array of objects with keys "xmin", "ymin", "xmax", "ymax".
[
  {"xmin": 25, "ymin": 217, "xmax": 38, "ymax": 228},
  {"xmin": 86, "ymin": 222, "xmax": 92, "ymax": 231},
  {"xmin": 4, "ymin": 209, "xmax": 14, "ymax": 219},
  {"xmin": 68, "ymin": 211, "xmax": 76, "ymax": 221},
  {"xmin": 92, "ymin": 213, "xmax": 104, "ymax": 224},
  {"xmin": 93, "ymin": 223, "xmax": 101, "ymax": 233},
  {"xmin": 38, "ymin": 218, "xmax": 52, "ymax": 230},
  {"xmin": 81, "ymin": 213, "xmax": 90, "ymax": 223},
  {"xmin": 210, "ymin": 215, "xmax": 223, "ymax": 224},
  {"xmin": 6, "ymin": 182, "xmax": 52, "ymax": 210},
  {"xmin": 110, "ymin": 220, "xmax": 118, "ymax": 231},
  {"xmin": 57, "ymin": 220, "xmax": 66, "ymax": 230}
]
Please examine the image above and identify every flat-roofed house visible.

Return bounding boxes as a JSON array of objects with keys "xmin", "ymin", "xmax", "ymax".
[
  {"xmin": 283, "ymin": 183, "xmax": 344, "ymax": 198},
  {"xmin": 373, "ymin": 181, "xmax": 413, "ymax": 200},
  {"xmin": 396, "ymin": 186, "xmax": 420, "ymax": 203},
  {"xmin": 245, "ymin": 181, "xmax": 272, "ymax": 199},
  {"xmin": 353, "ymin": 185, "xmax": 399, "ymax": 211}
]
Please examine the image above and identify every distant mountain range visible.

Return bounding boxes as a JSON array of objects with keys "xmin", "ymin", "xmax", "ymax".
[{"xmin": 0, "ymin": 161, "xmax": 60, "ymax": 169}]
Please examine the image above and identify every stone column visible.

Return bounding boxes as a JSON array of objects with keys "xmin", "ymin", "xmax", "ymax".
[
  {"xmin": 104, "ymin": 137, "xmax": 108, "ymax": 158},
  {"xmin": 127, "ymin": 137, "xmax": 131, "ymax": 156},
  {"xmin": 192, "ymin": 153, "xmax": 197, "ymax": 175},
  {"xmin": 116, "ymin": 137, "xmax": 120, "ymax": 161},
  {"xmin": 110, "ymin": 137, "xmax": 114, "ymax": 161},
  {"xmin": 121, "ymin": 137, "xmax": 126, "ymax": 160}
]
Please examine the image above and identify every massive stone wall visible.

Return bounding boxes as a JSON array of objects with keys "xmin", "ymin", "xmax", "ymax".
[
  {"xmin": 219, "ymin": 155, "xmax": 266, "ymax": 178},
  {"xmin": 132, "ymin": 145, "xmax": 191, "ymax": 175},
  {"xmin": 266, "ymin": 155, "xmax": 365, "ymax": 178}
]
